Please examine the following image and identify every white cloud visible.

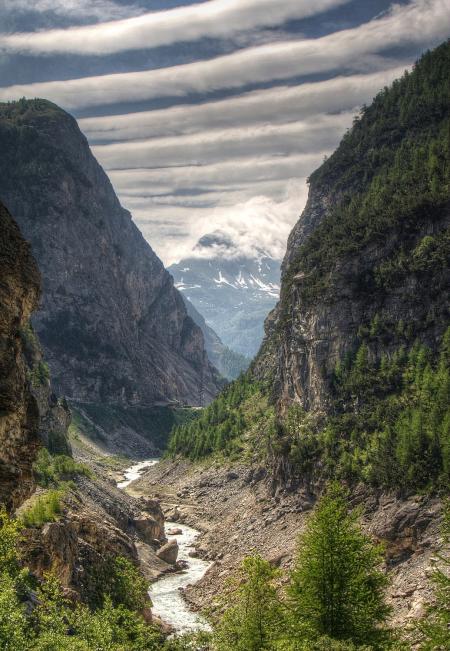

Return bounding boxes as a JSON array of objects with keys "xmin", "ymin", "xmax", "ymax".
[
  {"xmin": 0, "ymin": 0, "xmax": 141, "ymax": 21},
  {"xmin": 0, "ymin": 0, "xmax": 350, "ymax": 54},
  {"xmin": 0, "ymin": 1, "xmax": 447, "ymax": 110},
  {"xmin": 93, "ymin": 113, "xmax": 354, "ymax": 170},
  {"xmin": 131, "ymin": 180, "xmax": 309, "ymax": 265},
  {"xmin": 80, "ymin": 67, "xmax": 406, "ymax": 142}
]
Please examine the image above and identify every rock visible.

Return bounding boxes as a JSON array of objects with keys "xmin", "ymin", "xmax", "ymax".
[
  {"xmin": 167, "ymin": 527, "xmax": 183, "ymax": 536},
  {"xmin": 0, "ymin": 201, "xmax": 41, "ymax": 510},
  {"xmin": 156, "ymin": 540, "xmax": 179, "ymax": 564},
  {"xmin": 0, "ymin": 99, "xmax": 221, "ymax": 426},
  {"xmin": 134, "ymin": 515, "xmax": 165, "ymax": 544}
]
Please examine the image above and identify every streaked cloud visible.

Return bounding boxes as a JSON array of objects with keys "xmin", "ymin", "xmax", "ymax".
[
  {"xmin": 0, "ymin": 0, "xmax": 142, "ymax": 22},
  {"xmin": 80, "ymin": 67, "xmax": 405, "ymax": 142},
  {"xmin": 93, "ymin": 113, "xmax": 354, "ymax": 170},
  {"xmin": 0, "ymin": 1, "xmax": 447, "ymax": 110},
  {"xmin": 0, "ymin": 0, "xmax": 350, "ymax": 54}
]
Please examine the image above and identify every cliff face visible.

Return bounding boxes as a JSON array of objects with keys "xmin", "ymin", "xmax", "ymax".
[
  {"xmin": 0, "ymin": 201, "xmax": 41, "ymax": 509},
  {"xmin": 255, "ymin": 42, "xmax": 450, "ymax": 417},
  {"xmin": 0, "ymin": 99, "xmax": 219, "ymax": 407}
]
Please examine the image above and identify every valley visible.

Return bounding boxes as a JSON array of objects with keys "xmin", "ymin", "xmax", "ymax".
[{"xmin": 0, "ymin": 24, "xmax": 448, "ymax": 651}]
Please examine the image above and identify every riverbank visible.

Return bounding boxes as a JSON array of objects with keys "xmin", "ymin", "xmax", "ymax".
[
  {"xmin": 117, "ymin": 459, "xmax": 212, "ymax": 635},
  {"xmin": 131, "ymin": 458, "xmax": 442, "ymax": 628}
]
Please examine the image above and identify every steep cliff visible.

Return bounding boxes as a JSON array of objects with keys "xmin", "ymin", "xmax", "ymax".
[
  {"xmin": 168, "ymin": 42, "xmax": 450, "ymax": 492},
  {"xmin": 0, "ymin": 99, "xmax": 219, "ymax": 408},
  {"xmin": 0, "ymin": 201, "xmax": 41, "ymax": 509}
]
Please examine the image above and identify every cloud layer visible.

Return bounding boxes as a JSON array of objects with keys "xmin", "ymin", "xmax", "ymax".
[
  {"xmin": 0, "ymin": 0, "xmax": 350, "ymax": 54},
  {"xmin": 1, "ymin": 1, "xmax": 449, "ymax": 264}
]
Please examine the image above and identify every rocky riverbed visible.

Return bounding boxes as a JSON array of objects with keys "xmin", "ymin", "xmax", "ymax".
[{"xmin": 132, "ymin": 458, "xmax": 443, "ymax": 628}]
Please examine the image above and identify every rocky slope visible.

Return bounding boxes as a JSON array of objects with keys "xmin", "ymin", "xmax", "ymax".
[
  {"xmin": 0, "ymin": 200, "xmax": 41, "ymax": 509},
  {"xmin": 182, "ymin": 296, "xmax": 249, "ymax": 380},
  {"xmin": 133, "ymin": 460, "xmax": 442, "ymax": 629},
  {"xmin": 255, "ymin": 44, "xmax": 450, "ymax": 417},
  {"xmin": 169, "ymin": 231, "xmax": 281, "ymax": 358},
  {"xmin": 0, "ymin": 99, "xmax": 219, "ymax": 411},
  {"xmin": 0, "ymin": 199, "xmax": 174, "ymax": 615}
]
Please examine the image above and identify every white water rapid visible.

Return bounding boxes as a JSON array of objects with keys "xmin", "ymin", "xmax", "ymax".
[{"xmin": 118, "ymin": 460, "xmax": 212, "ymax": 634}]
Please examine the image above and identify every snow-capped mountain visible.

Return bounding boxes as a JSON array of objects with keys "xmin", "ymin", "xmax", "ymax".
[{"xmin": 169, "ymin": 232, "xmax": 281, "ymax": 358}]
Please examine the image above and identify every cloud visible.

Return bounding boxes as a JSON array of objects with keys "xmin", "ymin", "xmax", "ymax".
[
  {"xmin": 93, "ymin": 112, "xmax": 354, "ymax": 170},
  {"xmin": 0, "ymin": 0, "xmax": 350, "ymax": 54},
  {"xmin": 80, "ymin": 67, "xmax": 406, "ymax": 142},
  {"xmin": 0, "ymin": 1, "xmax": 447, "ymax": 110},
  {"xmin": 0, "ymin": 0, "xmax": 142, "ymax": 22},
  {"xmin": 131, "ymin": 180, "xmax": 309, "ymax": 265}
]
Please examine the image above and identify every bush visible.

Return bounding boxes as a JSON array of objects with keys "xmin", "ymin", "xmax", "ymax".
[
  {"xmin": 33, "ymin": 448, "xmax": 91, "ymax": 488},
  {"xmin": 20, "ymin": 489, "xmax": 65, "ymax": 528}
]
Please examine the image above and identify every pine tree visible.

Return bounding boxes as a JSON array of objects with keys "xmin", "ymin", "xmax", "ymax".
[
  {"xmin": 213, "ymin": 555, "xmax": 284, "ymax": 651},
  {"xmin": 287, "ymin": 483, "xmax": 391, "ymax": 648}
]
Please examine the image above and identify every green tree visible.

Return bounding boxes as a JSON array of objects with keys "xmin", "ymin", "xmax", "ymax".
[
  {"xmin": 214, "ymin": 555, "xmax": 285, "ymax": 651},
  {"xmin": 418, "ymin": 502, "xmax": 450, "ymax": 650},
  {"xmin": 287, "ymin": 484, "xmax": 391, "ymax": 648}
]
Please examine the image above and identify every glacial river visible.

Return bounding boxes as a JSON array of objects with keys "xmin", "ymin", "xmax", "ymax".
[{"xmin": 118, "ymin": 460, "xmax": 212, "ymax": 634}]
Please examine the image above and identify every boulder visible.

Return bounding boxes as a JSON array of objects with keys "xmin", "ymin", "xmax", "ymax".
[
  {"xmin": 167, "ymin": 527, "xmax": 183, "ymax": 536},
  {"xmin": 156, "ymin": 540, "xmax": 179, "ymax": 564}
]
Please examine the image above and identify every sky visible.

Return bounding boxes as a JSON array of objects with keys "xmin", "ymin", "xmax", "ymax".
[{"xmin": 0, "ymin": 1, "xmax": 449, "ymax": 265}]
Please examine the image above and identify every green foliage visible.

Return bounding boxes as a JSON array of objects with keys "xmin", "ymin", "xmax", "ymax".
[
  {"xmin": 287, "ymin": 484, "xmax": 391, "ymax": 648},
  {"xmin": 283, "ymin": 41, "xmax": 450, "ymax": 306},
  {"xmin": 103, "ymin": 556, "xmax": 149, "ymax": 611},
  {"xmin": 0, "ymin": 510, "xmax": 164, "ymax": 650},
  {"xmin": 417, "ymin": 502, "xmax": 450, "ymax": 650},
  {"xmin": 168, "ymin": 375, "xmax": 275, "ymax": 461},
  {"xmin": 213, "ymin": 555, "xmax": 285, "ymax": 651},
  {"xmin": 20, "ymin": 489, "xmax": 65, "ymax": 528},
  {"xmin": 314, "ymin": 329, "xmax": 450, "ymax": 491},
  {"xmin": 33, "ymin": 447, "xmax": 91, "ymax": 488}
]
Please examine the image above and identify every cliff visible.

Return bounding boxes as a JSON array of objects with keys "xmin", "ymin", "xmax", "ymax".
[
  {"xmin": 0, "ymin": 201, "xmax": 41, "ymax": 509},
  {"xmin": 0, "ymin": 99, "xmax": 219, "ymax": 408},
  {"xmin": 168, "ymin": 42, "xmax": 450, "ymax": 490}
]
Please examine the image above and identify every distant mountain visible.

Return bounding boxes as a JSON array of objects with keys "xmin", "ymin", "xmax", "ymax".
[
  {"xmin": 182, "ymin": 296, "xmax": 250, "ymax": 380},
  {"xmin": 169, "ymin": 232, "xmax": 281, "ymax": 358}
]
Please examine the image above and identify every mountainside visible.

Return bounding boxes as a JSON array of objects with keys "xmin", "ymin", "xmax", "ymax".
[
  {"xmin": 169, "ymin": 231, "xmax": 281, "ymax": 358},
  {"xmin": 182, "ymin": 296, "xmax": 249, "ymax": 380},
  {"xmin": 156, "ymin": 41, "xmax": 450, "ymax": 631},
  {"xmin": 169, "ymin": 42, "xmax": 450, "ymax": 491},
  {"xmin": 0, "ymin": 99, "xmax": 220, "ymax": 410},
  {"xmin": 0, "ymin": 201, "xmax": 41, "ymax": 509}
]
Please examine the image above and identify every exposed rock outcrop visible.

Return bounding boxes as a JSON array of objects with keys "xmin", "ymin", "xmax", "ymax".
[
  {"xmin": 0, "ymin": 99, "xmax": 220, "ymax": 409},
  {"xmin": 0, "ymin": 201, "xmax": 41, "ymax": 509}
]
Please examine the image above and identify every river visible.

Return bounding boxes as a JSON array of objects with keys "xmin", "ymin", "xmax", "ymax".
[{"xmin": 117, "ymin": 459, "xmax": 212, "ymax": 635}]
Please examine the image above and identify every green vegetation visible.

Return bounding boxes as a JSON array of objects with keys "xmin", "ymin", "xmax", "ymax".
[
  {"xmin": 209, "ymin": 485, "xmax": 398, "ymax": 651},
  {"xmin": 282, "ymin": 41, "xmax": 449, "ymax": 306},
  {"xmin": 417, "ymin": 502, "xmax": 450, "ymax": 649},
  {"xmin": 167, "ymin": 374, "xmax": 275, "ymax": 461},
  {"xmin": 33, "ymin": 447, "xmax": 91, "ymax": 488},
  {"xmin": 0, "ymin": 508, "xmax": 164, "ymax": 650},
  {"xmin": 168, "ymin": 328, "xmax": 449, "ymax": 492},
  {"xmin": 287, "ymin": 484, "xmax": 390, "ymax": 648},
  {"xmin": 321, "ymin": 329, "xmax": 450, "ymax": 491},
  {"xmin": 19, "ymin": 488, "xmax": 65, "ymax": 528}
]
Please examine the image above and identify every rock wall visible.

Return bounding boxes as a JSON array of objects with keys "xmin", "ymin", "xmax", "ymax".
[
  {"xmin": 0, "ymin": 201, "xmax": 41, "ymax": 509},
  {"xmin": 0, "ymin": 99, "xmax": 220, "ymax": 407}
]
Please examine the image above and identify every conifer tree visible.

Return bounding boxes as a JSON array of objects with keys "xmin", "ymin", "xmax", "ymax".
[
  {"xmin": 213, "ymin": 555, "xmax": 284, "ymax": 651},
  {"xmin": 287, "ymin": 484, "xmax": 391, "ymax": 648}
]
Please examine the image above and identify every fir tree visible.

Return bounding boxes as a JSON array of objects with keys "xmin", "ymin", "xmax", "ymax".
[{"xmin": 287, "ymin": 484, "xmax": 391, "ymax": 648}]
